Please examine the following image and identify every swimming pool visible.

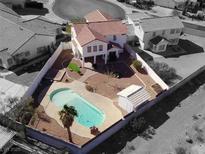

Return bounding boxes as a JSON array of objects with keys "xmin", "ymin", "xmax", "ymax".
[{"xmin": 50, "ymin": 88, "xmax": 105, "ymax": 128}]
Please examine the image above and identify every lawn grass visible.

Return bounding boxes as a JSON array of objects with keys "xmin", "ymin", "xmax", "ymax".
[{"xmin": 68, "ymin": 63, "xmax": 80, "ymax": 73}]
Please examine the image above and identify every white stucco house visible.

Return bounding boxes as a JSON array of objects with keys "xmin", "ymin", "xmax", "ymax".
[
  {"xmin": 129, "ymin": 16, "xmax": 184, "ymax": 53},
  {"xmin": 0, "ymin": 8, "xmax": 62, "ymax": 69},
  {"xmin": 71, "ymin": 10, "xmax": 127, "ymax": 65},
  {"xmin": 117, "ymin": 85, "xmax": 150, "ymax": 113}
]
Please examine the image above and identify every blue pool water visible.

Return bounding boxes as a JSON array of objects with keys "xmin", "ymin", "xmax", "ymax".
[{"xmin": 50, "ymin": 88, "xmax": 105, "ymax": 128}]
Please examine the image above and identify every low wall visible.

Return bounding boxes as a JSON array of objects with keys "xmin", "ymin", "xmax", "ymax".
[
  {"xmin": 125, "ymin": 44, "xmax": 169, "ymax": 90},
  {"xmin": 24, "ymin": 42, "xmax": 71, "ymax": 97},
  {"xmin": 183, "ymin": 21, "xmax": 205, "ymax": 37},
  {"xmin": 184, "ymin": 27, "xmax": 205, "ymax": 37}
]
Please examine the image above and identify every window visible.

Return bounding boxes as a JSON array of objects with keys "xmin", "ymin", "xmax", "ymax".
[
  {"xmin": 87, "ymin": 46, "xmax": 91, "ymax": 53},
  {"xmin": 162, "ymin": 30, "xmax": 165, "ymax": 35},
  {"xmin": 93, "ymin": 46, "xmax": 97, "ymax": 52},
  {"xmin": 113, "ymin": 35, "xmax": 117, "ymax": 41},
  {"xmin": 159, "ymin": 45, "xmax": 165, "ymax": 51},
  {"xmin": 7, "ymin": 58, "xmax": 13, "ymax": 66},
  {"xmin": 25, "ymin": 51, "xmax": 30, "ymax": 57},
  {"xmin": 170, "ymin": 29, "xmax": 175, "ymax": 34},
  {"xmin": 99, "ymin": 45, "xmax": 103, "ymax": 51},
  {"xmin": 176, "ymin": 29, "xmax": 181, "ymax": 33},
  {"xmin": 152, "ymin": 32, "xmax": 156, "ymax": 37}
]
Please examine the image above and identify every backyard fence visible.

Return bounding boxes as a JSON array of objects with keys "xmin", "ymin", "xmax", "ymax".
[
  {"xmin": 24, "ymin": 42, "xmax": 205, "ymax": 154},
  {"xmin": 24, "ymin": 42, "xmax": 71, "ymax": 97},
  {"xmin": 125, "ymin": 44, "xmax": 170, "ymax": 90}
]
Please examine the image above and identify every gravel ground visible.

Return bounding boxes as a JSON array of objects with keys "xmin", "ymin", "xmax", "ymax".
[
  {"xmin": 90, "ymin": 71, "xmax": 205, "ymax": 154},
  {"xmin": 52, "ymin": 0, "xmax": 125, "ymax": 20}
]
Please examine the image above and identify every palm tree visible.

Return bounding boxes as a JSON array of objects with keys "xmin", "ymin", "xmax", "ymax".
[{"xmin": 59, "ymin": 105, "xmax": 78, "ymax": 143}]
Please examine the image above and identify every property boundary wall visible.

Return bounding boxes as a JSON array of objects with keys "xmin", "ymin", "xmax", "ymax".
[
  {"xmin": 24, "ymin": 43, "xmax": 205, "ymax": 154},
  {"xmin": 24, "ymin": 42, "xmax": 71, "ymax": 97},
  {"xmin": 125, "ymin": 44, "xmax": 169, "ymax": 90}
]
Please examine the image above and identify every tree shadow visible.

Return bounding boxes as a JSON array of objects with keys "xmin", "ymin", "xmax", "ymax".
[{"xmin": 90, "ymin": 71, "xmax": 205, "ymax": 154}]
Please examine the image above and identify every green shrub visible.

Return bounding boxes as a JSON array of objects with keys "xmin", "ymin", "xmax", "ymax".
[
  {"xmin": 68, "ymin": 63, "xmax": 81, "ymax": 74},
  {"xmin": 132, "ymin": 60, "xmax": 142, "ymax": 70},
  {"xmin": 129, "ymin": 117, "xmax": 147, "ymax": 133}
]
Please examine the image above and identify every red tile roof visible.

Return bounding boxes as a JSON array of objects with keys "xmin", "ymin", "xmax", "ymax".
[
  {"xmin": 84, "ymin": 10, "xmax": 113, "ymax": 22},
  {"xmin": 76, "ymin": 25, "xmax": 107, "ymax": 46},
  {"xmin": 73, "ymin": 10, "xmax": 127, "ymax": 47},
  {"xmin": 88, "ymin": 20, "xmax": 127, "ymax": 35}
]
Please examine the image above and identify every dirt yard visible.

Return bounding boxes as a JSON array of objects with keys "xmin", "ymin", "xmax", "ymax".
[{"xmin": 90, "ymin": 71, "xmax": 205, "ymax": 154}]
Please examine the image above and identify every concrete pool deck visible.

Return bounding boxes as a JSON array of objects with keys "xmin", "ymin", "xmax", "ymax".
[{"xmin": 40, "ymin": 80, "xmax": 123, "ymax": 139}]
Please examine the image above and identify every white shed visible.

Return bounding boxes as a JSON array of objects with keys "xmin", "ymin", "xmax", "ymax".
[{"xmin": 117, "ymin": 85, "xmax": 150, "ymax": 113}]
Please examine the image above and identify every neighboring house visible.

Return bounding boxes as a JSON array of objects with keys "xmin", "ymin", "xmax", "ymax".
[
  {"xmin": 0, "ymin": 0, "xmax": 28, "ymax": 8},
  {"xmin": 0, "ymin": 2, "xmax": 22, "ymax": 22},
  {"xmin": 130, "ymin": 16, "xmax": 184, "ymax": 52},
  {"xmin": 0, "ymin": 8, "xmax": 62, "ymax": 69},
  {"xmin": 71, "ymin": 10, "xmax": 127, "ymax": 65},
  {"xmin": 117, "ymin": 85, "xmax": 150, "ymax": 113},
  {"xmin": 153, "ymin": 0, "xmax": 187, "ymax": 9},
  {"xmin": 127, "ymin": 12, "xmax": 151, "ymax": 25}
]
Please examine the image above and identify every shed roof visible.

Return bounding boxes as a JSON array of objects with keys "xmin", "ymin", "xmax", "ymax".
[
  {"xmin": 117, "ymin": 85, "xmax": 142, "ymax": 97},
  {"xmin": 0, "ymin": 125, "xmax": 16, "ymax": 149},
  {"xmin": 117, "ymin": 85, "xmax": 150, "ymax": 107}
]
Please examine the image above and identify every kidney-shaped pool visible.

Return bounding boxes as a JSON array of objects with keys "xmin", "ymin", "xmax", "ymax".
[{"xmin": 50, "ymin": 88, "xmax": 105, "ymax": 128}]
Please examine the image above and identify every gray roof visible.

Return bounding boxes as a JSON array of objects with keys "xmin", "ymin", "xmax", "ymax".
[
  {"xmin": 0, "ymin": 15, "xmax": 35, "ymax": 55},
  {"xmin": 0, "ymin": 4, "xmax": 61, "ymax": 55},
  {"xmin": 0, "ymin": 125, "xmax": 16, "ymax": 149},
  {"xmin": 0, "ymin": 2, "xmax": 19, "ymax": 16},
  {"xmin": 0, "ymin": 2, "xmax": 22, "ymax": 23},
  {"xmin": 127, "ymin": 12, "xmax": 151, "ymax": 21},
  {"xmin": 21, "ymin": 16, "xmax": 61, "ymax": 36},
  {"xmin": 140, "ymin": 16, "xmax": 184, "ymax": 32}
]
